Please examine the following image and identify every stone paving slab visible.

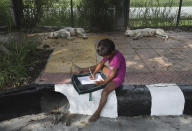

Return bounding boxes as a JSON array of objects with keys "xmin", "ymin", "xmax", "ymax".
[
  {"xmin": 143, "ymin": 56, "xmax": 173, "ymax": 72},
  {"xmin": 38, "ymin": 73, "xmax": 72, "ymax": 84},
  {"xmin": 124, "ymin": 71, "xmax": 192, "ymax": 85},
  {"xmin": 135, "ymin": 49, "xmax": 160, "ymax": 59},
  {"xmin": 38, "ymin": 71, "xmax": 192, "ymax": 85},
  {"xmin": 44, "ymin": 62, "xmax": 72, "ymax": 73},
  {"xmin": 125, "ymin": 59, "xmax": 149, "ymax": 72},
  {"xmin": 119, "ymin": 48, "xmax": 136, "ymax": 55}
]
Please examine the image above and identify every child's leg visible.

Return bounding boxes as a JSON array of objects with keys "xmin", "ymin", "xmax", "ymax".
[{"xmin": 89, "ymin": 81, "xmax": 117, "ymax": 122}]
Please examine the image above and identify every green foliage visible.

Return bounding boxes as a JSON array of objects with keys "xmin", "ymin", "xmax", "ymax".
[
  {"xmin": 129, "ymin": 0, "xmax": 178, "ymax": 28},
  {"xmin": 35, "ymin": 0, "xmax": 115, "ymax": 30},
  {"xmin": 77, "ymin": 0, "xmax": 115, "ymax": 31},
  {"xmin": 23, "ymin": 0, "xmax": 71, "ymax": 27},
  {"xmin": 23, "ymin": 0, "xmax": 46, "ymax": 28},
  {"xmin": 0, "ymin": 38, "xmax": 40, "ymax": 88},
  {"xmin": 130, "ymin": 0, "xmax": 192, "ymax": 7},
  {"xmin": 1, "ymin": 0, "xmax": 191, "ymax": 29},
  {"xmin": 0, "ymin": 0, "xmax": 13, "ymax": 26}
]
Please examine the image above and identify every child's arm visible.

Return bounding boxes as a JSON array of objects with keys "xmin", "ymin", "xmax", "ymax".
[
  {"xmin": 96, "ymin": 55, "xmax": 120, "ymax": 85},
  {"xmin": 90, "ymin": 60, "xmax": 105, "ymax": 79},
  {"xmin": 95, "ymin": 68, "xmax": 117, "ymax": 85}
]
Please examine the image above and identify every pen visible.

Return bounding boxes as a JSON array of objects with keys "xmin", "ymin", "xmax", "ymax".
[{"xmin": 89, "ymin": 68, "xmax": 93, "ymax": 76}]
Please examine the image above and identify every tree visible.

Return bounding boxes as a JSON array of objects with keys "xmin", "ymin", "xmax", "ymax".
[
  {"xmin": 114, "ymin": 0, "xmax": 125, "ymax": 30},
  {"xmin": 10, "ymin": 0, "xmax": 24, "ymax": 29}
]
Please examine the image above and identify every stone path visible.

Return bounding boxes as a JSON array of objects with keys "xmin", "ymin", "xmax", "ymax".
[
  {"xmin": 1, "ymin": 113, "xmax": 192, "ymax": 131},
  {"xmin": 36, "ymin": 31, "xmax": 192, "ymax": 85}
]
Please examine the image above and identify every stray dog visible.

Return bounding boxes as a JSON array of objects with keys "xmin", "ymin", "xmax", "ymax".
[
  {"xmin": 125, "ymin": 27, "xmax": 169, "ymax": 40},
  {"xmin": 27, "ymin": 27, "xmax": 88, "ymax": 40},
  {"xmin": 48, "ymin": 27, "xmax": 88, "ymax": 39}
]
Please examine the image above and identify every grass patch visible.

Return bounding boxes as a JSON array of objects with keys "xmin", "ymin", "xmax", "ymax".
[
  {"xmin": 0, "ymin": 35, "xmax": 52, "ymax": 89},
  {"xmin": 130, "ymin": 0, "xmax": 192, "ymax": 7},
  {"xmin": 129, "ymin": 18, "xmax": 176, "ymax": 27},
  {"xmin": 128, "ymin": 0, "xmax": 192, "ymax": 28}
]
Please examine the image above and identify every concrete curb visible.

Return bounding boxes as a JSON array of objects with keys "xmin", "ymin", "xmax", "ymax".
[
  {"xmin": 0, "ymin": 84, "xmax": 192, "ymax": 121},
  {"xmin": 117, "ymin": 84, "xmax": 192, "ymax": 116}
]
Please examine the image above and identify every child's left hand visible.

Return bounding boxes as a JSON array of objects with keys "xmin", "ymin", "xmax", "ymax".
[{"xmin": 95, "ymin": 80, "xmax": 105, "ymax": 85}]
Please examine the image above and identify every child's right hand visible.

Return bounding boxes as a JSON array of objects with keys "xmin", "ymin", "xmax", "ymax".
[{"xmin": 89, "ymin": 75, "xmax": 95, "ymax": 80}]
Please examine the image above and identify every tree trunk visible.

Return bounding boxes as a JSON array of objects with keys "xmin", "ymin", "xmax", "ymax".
[
  {"xmin": 115, "ymin": 0, "xmax": 125, "ymax": 31},
  {"xmin": 10, "ymin": 0, "xmax": 24, "ymax": 29}
]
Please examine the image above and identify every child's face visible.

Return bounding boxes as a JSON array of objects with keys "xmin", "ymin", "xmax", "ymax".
[{"xmin": 104, "ymin": 53, "xmax": 113, "ymax": 59}]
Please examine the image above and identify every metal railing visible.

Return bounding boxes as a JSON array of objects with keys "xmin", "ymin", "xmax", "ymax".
[
  {"xmin": 0, "ymin": 0, "xmax": 192, "ymax": 30},
  {"xmin": 125, "ymin": 0, "xmax": 192, "ymax": 28}
]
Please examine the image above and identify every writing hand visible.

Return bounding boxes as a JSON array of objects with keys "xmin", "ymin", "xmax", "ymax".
[{"xmin": 89, "ymin": 75, "xmax": 95, "ymax": 80}]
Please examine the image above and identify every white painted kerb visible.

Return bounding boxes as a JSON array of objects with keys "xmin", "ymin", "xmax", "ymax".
[
  {"xmin": 146, "ymin": 83, "xmax": 185, "ymax": 116},
  {"xmin": 55, "ymin": 84, "xmax": 118, "ymax": 118}
]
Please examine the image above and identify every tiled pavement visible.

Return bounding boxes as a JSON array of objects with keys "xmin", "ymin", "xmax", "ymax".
[{"xmin": 37, "ymin": 32, "xmax": 192, "ymax": 85}]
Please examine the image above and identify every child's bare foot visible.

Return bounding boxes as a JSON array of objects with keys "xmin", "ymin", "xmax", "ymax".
[{"xmin": 88, "ymin": 112, "xmax": 100, "ymax": 122}]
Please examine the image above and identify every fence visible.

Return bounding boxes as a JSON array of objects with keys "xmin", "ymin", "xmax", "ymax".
[
  {"xmin": 125, "ymin": 0, "xmax": 192, "ymax": 28},
  {"xmin": 0, "ymin": 0, "xmax": 192, "ymax": 30}
]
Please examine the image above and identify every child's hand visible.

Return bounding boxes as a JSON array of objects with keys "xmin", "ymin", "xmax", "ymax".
[
  {"xmin": 95, "ymin": 80, "xmax": 104, "ymax": 85},
  {"xmin": 89, "ymin": 75, "xmax": 95, "ymax": 80}
]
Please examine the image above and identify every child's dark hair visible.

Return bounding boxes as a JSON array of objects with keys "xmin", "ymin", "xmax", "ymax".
[{"xmin": 96, "ymin": 39, "xmax": 115, "ymax": 56}]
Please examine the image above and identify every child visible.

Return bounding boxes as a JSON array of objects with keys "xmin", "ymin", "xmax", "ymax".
[{"xmin": 79, "ymin": 39, "xmax": 126, "ymax": 122}]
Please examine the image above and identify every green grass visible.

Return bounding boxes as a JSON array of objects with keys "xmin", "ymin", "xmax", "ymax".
[
  {"xmin": 129, "ymin": 18, "xmax": 192, "ymax": 27},
  {"xmin": 0, "ymin": 0, "xmax": 14, "ymax": 26},
  {"xmin": 128, "ymin": 0, "xmax": 192, "ymax": 28},
  {"xmin": 0, "ymin": 37, "xmax": 41, "ymax": 89},
  {"xmin": 130, "ymin": 0, "xmax": 192, "ymax": 7},
  {"xmin": 179, "ymin": 19, "xmax": 192, "ymax": 26},
  {"xmin": 129, "ymin": 18, "xmax": 175, "ymax": 27}
]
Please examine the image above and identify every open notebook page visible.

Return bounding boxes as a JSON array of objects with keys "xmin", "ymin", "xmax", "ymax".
[{"xmin": 77, "ymin": 73, "xmax": 104, "ymax": 85}]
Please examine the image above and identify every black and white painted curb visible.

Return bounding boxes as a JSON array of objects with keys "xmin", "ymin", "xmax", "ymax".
[
  {"xmin": 116, "ymin": 84, "xmax": 192, "ymax": 117},
  {"xmin": 55, "ymin": 83, "xmax": 192, "ymax": 118},
  {"xmin": 55, "ymin": 84, "xmax": 118, "ymax": 118},
  {"xmin": 0, "ymin": 83, "xmax": 192, "ymax": 121}
]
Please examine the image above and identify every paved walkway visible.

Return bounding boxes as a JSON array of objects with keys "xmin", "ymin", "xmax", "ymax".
[
  {"xmin": 36, "ymin": 31, "xmax": 192, "ymax": 85},
  {"xmin": 1, "ymin": 113, "xmax": 192, "ymax": 131}
]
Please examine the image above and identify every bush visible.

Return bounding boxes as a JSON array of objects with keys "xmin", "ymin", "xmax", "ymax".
[
  {"xmin": 0, "ymin": 37, "xmax": 40, "ymax": 88},
  {"xmin": 0, "ymin": 0, "xmax": 14, "ymax": 26},
  {"xmin": 77, "ymin": 0, "xmax": 115, "ymax": 31}
]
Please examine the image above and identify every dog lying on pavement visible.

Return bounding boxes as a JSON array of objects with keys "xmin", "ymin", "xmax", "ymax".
[
  {"xmin": 48, "ymin": 27, "xmax": 88, "ymax": 39},
  {"xmin": 27, "ymin": 27, "xmax": 88, "ymax": 40},
  {"xmin": 125, "ymin": 27, "xmax": 170, "ymax": 40}
]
